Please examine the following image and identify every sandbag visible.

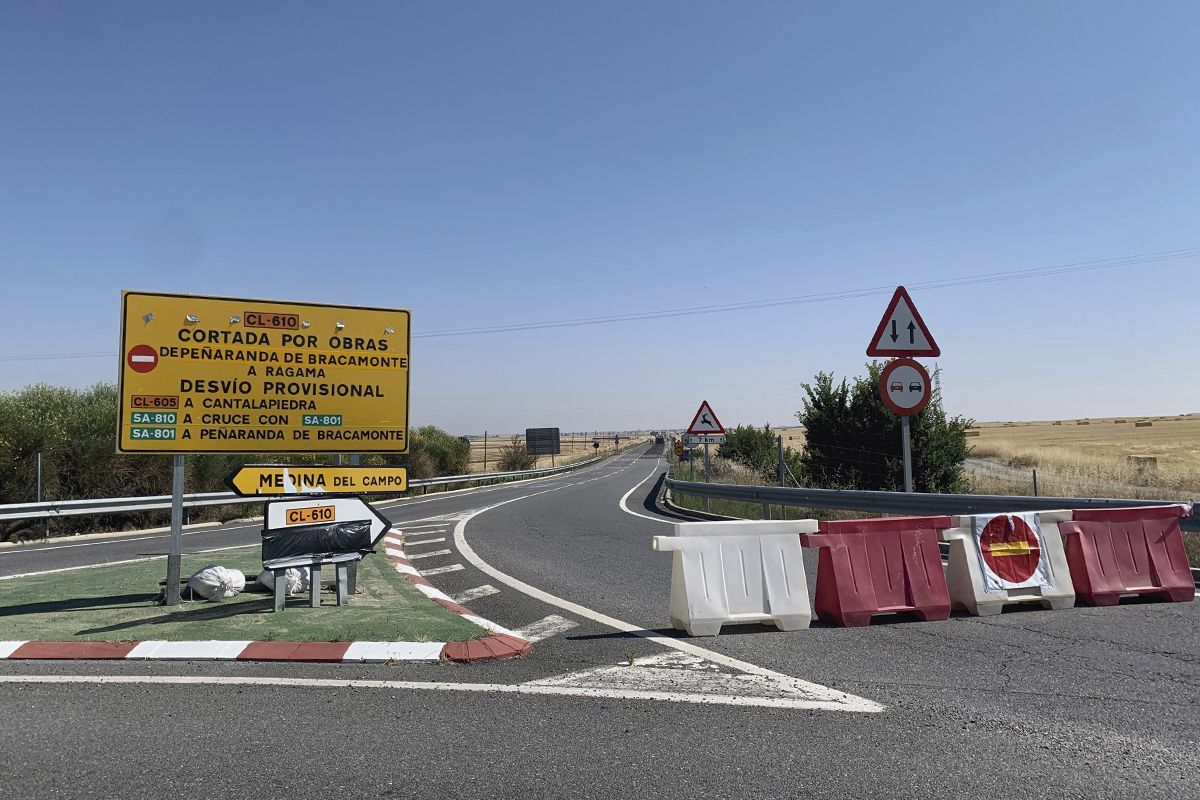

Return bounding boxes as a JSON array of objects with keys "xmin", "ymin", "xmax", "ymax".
[
  {"xmin": 186, "ymin": 564, "xmax": 247, "ymax": 601},
  {"xmin": 257, "ymin": 567, "xmax": 310, "ymax": 595}
]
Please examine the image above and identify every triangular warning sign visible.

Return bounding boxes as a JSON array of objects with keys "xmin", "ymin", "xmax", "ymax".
[
  {"xmin": 866, "ymin": 286, "xmax": 940, "ymax": 357},
  {"xmin": 686, "ymin": 401, "xmax": 724, "ymax": 435}
]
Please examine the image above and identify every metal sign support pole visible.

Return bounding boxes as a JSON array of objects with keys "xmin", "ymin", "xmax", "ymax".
[
  {"xmin": 702, "ymin": 442, "xmax": 711, "ymax": 513},
  {"xmin": 165, "ymin": 453, "xmax": 185, "ymax": 606},
  {"xmin": 901, "ymin": 416, "xmax": 914, "ymax": 493}
]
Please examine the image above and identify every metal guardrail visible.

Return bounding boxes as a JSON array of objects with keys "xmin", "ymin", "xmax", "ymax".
[
  {"xmin": 666, "ymin": 478, "xmax": 1200, "ymax": 531},
  {"xmin": 0, "ymin": 459, "xmax": 601, "ymax": 523}
]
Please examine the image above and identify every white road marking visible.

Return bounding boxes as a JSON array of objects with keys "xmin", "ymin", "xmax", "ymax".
[
  {"xmin": 452, "ymin": 585, "xmax": 500, "ymax": 603},
  {"xmin": 399, "ymin": 524, "xmax": 451, "ymax": 532},
  {"xmin": 0, "ymin": 543, "xmax": 262, "ymax": 581},
  {"xmin": 403, "ymin": 537, "xmax": 447, "ymax": 547},
  {"xmin": 618, "ymin": 459, "xmax": 672, "ymax": 524},
  {"xmin": 420, "ymin": 564, "xmax": 464, "ymax": 576},
  {"xmin": 0, "ymin": 522, "xmax": 261, "ymax": 556},
  {"xmin": 0, "ymin": 674, "xmax": 867, "ymax": 710},
  {"xmin": 408, "ymin": 549, "xmax": 452, "ymax": 560},
  {"xmin": 513, "ymin": 614, "xmax": 579, "ymax": 643},
  {"xmin": 452, "ymin": 478, "xmax": 883, "ymax": 713}
]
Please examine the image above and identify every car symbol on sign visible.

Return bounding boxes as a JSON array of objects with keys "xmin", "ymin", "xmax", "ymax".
[
  {"xmin": 909, "ymin": 382, "xmax": 922, "ymax": 392},
  {"xmin": 889, "ymin": 381, "xmax": 903, "ymax": 392}
]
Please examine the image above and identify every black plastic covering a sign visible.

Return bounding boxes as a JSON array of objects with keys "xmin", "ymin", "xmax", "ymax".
[
  {"xmin": 261, "ymin": 519, "xmax": 374, "ymax": 562},
  {"xmin": 525, "ymin": 427, "xmax": 561, "ymax": 456}
]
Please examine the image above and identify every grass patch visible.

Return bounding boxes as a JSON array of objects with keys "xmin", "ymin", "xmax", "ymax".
[{"xmin": 0, "ymin": 546, "xmax": 487, "ymax": 643}]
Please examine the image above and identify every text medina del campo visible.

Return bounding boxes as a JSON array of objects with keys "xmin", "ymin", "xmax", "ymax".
[{"xmin": 160, "ymin": 326, "xmax": 405, "ymax": 443}]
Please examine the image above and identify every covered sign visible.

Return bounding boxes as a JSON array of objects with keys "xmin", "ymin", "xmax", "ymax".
[{"xmin": 971, "ymin": 513, "xmax": 1054, "ymax": 592}]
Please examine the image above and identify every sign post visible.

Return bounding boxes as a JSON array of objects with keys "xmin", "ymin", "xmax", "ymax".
[
  {"xmin": 869, "ymin": 286, "xmax": 938, "ymax": 493},
  {"xmin": 686, "ymin": 401, "xmax": 725, "ymax": 513},
  {"xmin": 118, "ymin": 291, "xmax": 410, "ymax": 605},
  {"xmin": 165, "ymin": 453, "xmax": 185, "ymax": 606}
]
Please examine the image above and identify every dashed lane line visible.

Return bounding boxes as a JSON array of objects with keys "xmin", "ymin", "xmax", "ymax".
[
  {"xmin": 404, "ymin": 537, "xmax": 447, "ymax": 547},
  {"xmin": 420, "ymin": 564, "xmax": 464, "ymax": 576},
  {"xmin": 408, "ymin": 549, "xmax": 453, "ymax": 560},
  {"xmin": 513, "ymin": 614, "xmax": 580, "ymax": 643},
  {"xmin": 451, "ymin": 585, "xmax": 500, "ymax": 604}
]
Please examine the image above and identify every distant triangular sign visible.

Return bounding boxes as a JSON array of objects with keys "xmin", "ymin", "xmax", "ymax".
[
  {"xmin": 866, "ymin": 286, "xmax": 941, "ymax": 357},
  {"xmin": 686, "ymin": 401, "xmax": 725, "ymax": 435}
]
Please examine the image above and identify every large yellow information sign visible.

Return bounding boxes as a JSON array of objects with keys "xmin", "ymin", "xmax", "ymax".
[{"xmin": 118, "ymin": 291, "xmax": 409, "ymax": 453}]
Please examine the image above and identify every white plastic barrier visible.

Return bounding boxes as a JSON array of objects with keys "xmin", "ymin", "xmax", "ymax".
[
  {"xmin": 651, "ymin": 519, "xmax": 817, "ymax": 636},
  {"xmin": 942, "ymin": 511, "xmax": 1076, "ymax": 616}
]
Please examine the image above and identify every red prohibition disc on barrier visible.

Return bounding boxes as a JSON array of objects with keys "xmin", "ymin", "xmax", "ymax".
[
  {"xmin": 979, "ymin": 515, "xmax": 1041, "ymax": 583},
  {"xmin": 878, "ymin": 358, "xmax": 931, "ymax": 416}
]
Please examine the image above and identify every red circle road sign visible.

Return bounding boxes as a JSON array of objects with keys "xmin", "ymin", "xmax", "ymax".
[
  {"xmin": 979, "ymin": 515, "xmax": 1041, "ymax": 583},
  {"xmin": 126, "ymin": 344, "xmax": 159, "ymax": 373},
  {"xmin": 878, "ymin": 358, "xmax": 931, "ymax": 416}
]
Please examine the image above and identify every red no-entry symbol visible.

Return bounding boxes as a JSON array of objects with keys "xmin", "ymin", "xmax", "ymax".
[
  {"xmin": 979, "ymin": 515, "xmax": 1041, "ymax": 583},
  {"xmin": 126, "ymin": 344, "xmax": 158, "ymax": 373}
]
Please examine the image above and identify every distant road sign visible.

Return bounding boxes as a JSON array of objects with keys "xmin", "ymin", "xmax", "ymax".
[
  {"xmin": 686, "ymin": 401, "xmax": 725, "ymax": 435},
  {"xmin": 226, "ymin": 465, "xmax": 408, "ymax": 496},
  {"xmin": 878, "ymin": 358, "xmax": 932, "ymax": 416},
  {"xmin": 117, "ymin": 291, "xmax": 410, "ymax": 453},
  {"xmin": 683, "ymin": 434, "xmax": 725, "ymax": 446},
  {"xmin": 525, "ymin": 427, "xmax": 561, "ymax": 456},
  {"xmin": 867, "ymin": 286, "xmax": 940, "ymax": 358}
]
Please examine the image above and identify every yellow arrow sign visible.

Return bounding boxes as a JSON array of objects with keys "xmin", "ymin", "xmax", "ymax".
[{"xmin": 226, "ymin": 465, "xmax": 408, "ymax": 496}]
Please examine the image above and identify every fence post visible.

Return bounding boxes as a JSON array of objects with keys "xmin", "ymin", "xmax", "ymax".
[
  {"xmin": 37, "ymin": 452, "xmax": 48, "ymax": 541},
  {"xmin": 777, "ymin": 435, "xmax": 785, "ymax": 519}
]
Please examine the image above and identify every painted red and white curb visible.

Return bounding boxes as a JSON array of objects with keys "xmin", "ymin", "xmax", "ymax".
[{"xmin": 0, "ymin": 528, "xmax": 530, "ymax": 664}]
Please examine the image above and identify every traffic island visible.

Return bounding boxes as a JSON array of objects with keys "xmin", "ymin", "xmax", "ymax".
[{"xmin": 0, "ymin": 544, "xmax": 529, "ymax": 663}]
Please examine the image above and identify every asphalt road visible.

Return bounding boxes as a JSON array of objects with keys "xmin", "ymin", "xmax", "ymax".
[{"xmin": 2, "ymin": 444, "xmax": 1198, "ymax": 799}]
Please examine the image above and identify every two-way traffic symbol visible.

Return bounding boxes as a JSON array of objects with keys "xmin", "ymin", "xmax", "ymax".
[{"xmin": 868, "ymin": 286, "xmax": 940, "ymax": 357}]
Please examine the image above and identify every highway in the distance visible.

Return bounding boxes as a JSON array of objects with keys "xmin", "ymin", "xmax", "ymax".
[{"xmin": 1, "ymin": 444, "xmax": 1197, "ymax": 799}]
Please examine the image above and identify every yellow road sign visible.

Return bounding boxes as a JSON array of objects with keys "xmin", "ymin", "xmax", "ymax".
[
  {"xmin": 118, "ymin": 291, "xmax": 409, "ymax": 453},
  {"xmin": 226, "ymin": 465, "xmax": 409, "ymax": 495}
]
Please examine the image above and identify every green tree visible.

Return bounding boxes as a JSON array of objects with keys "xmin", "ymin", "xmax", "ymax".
[
  {"xmin": 797, "ymin": 363, "xmax": 972, "ymax": 492},
  {"xmin": 718, "ymin": 424, "xmax": 777, "ymax": 477}
]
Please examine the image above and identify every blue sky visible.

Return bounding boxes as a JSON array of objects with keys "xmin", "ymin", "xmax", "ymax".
[{"xmin": 2, "ymin": 2, "xmax": 1198, "ymax": 433}]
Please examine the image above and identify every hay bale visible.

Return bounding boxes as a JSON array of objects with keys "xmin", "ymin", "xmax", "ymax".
[
  {"xmin": 965, "ymin": 430, "xmax": 980, "ymax": 437},
  {"xmin": 1076, "ymin": 420, "xmax": 1090, "ymax": 425},
  {"xmin": 1128, "ymin": 455, "xmax": 1158, "ymax": 471},
  {"xmin": 1114, "ymin": 419, "xmax": 1127, "ymax": 423},
  {"xmin": 1135, "ymin": 420, "xmax": 1153, "ymax": 428},
  {"xmin": 1051, "ymin": 421, "xmax": 1062, "ymax": 426}
]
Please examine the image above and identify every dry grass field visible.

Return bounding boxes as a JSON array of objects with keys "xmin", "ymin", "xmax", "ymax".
[
  {"xmin": 463, "ymin": 433, "xmax": 651, "ymax": 473},
  {"xmin": 970, "ymin": 415, "xmax": 1200, "ymax": 499}
]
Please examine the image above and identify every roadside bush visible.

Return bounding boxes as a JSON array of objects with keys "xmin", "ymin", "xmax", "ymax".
[
  {"xmin": 497, "ymin": 436, "xmax": 536, "ymax": 471},
  {"xmin": 797, "ymin": 363, "xmax": 972, "ymax": 493}
]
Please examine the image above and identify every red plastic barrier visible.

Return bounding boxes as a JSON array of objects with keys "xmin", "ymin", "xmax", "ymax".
[
  {"xmin": 1059, "ymin": 505, "xmax": 1194, "ymax": 605},
  {"xmin": 801, "ymin": 516, "xmax": 953, "ymax": 627}
]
